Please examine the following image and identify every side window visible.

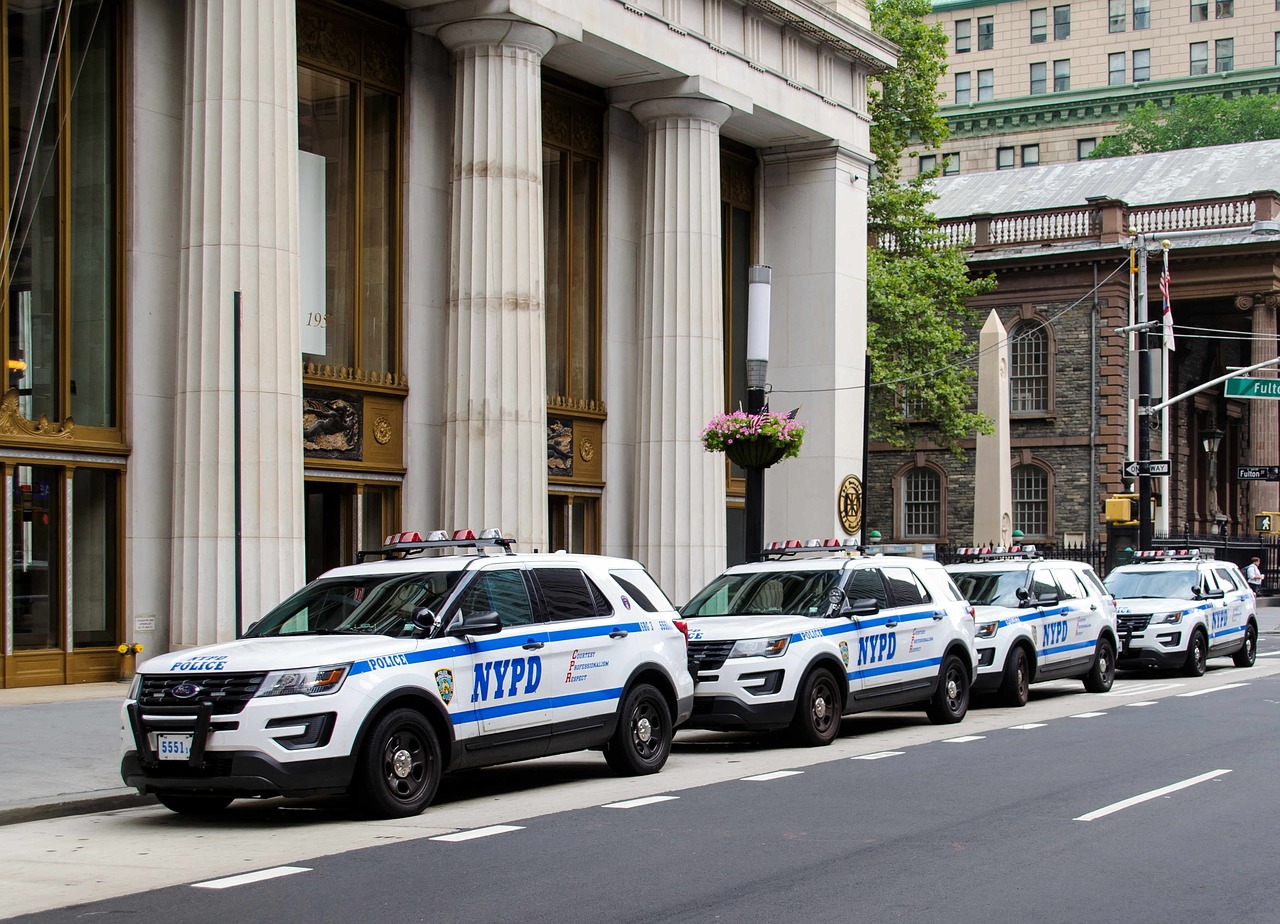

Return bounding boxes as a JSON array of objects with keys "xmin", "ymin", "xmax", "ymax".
[
  {"xmin": 1031, "ymin": 569, "xmax": 1058, "ymax": 599},
  {"xmin": 1214, "ymin": 567, "xmax": 1244, "ymax": 593},
  {"xmin": 1050, "ymin": 567, "xmax": 1089, "ymax": 600},
  {"xmin": 458, "ymin": 570, "xmax": 536, "ymax": 627},
  {"xmin": 535, "ymin": 567, "xmax": 613, "ymax": 620},
  {"xmin": 1079, "ymin": 568, "xmax": 1108, "ymax": 597},
  {"xmin": 883, "ymin": 567, "xmax": 933, "ymax": 606},
  {"xmin": 848, "ymin": 568, "xmax": 890, "ymax": 608},
  {"xmin": 610, "ymin": 569, "xmax": 673, "ymax": 613}
]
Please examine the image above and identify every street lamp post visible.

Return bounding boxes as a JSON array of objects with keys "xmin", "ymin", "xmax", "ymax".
[
  {"xmin": 1202, "ymin": 425, "xmax": 1224, "ymax": 546},
  {"xmin": 745, "ymin": 265, "xmax": 771, "ymax": 563}
]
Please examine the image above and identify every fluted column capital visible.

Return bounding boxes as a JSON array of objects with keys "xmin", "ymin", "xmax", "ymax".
[
  {"xmin": 437, "ymin": 18, "xmax": 556, "ymax": 58},
  {"xmin": 631, "ymin": 96, "xmax": 731, "ymax": 128}
]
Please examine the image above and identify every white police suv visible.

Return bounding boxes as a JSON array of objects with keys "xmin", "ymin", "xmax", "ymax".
[
  {"xmin": 679, "ymin": 540, "xmax": 977, "ymax": 746},
  {"xmin": 1103, "ymin": 549, "xmax": 1258, "ymax": 675},
  {"xmin": 945, "ymin": 548, "xmax": 1118, "ymax": 707},
  {"xmin": 121, "ymin": 530, "xmax": 693, "ymax": 818}
]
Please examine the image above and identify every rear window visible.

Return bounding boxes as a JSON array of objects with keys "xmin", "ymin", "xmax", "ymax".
[
  {"xmin": 610, "ymin": 569, "xmax": 674, "ymax": 613},
  {"xmin": 533, "ymin": 568, "xmax": 613, "ymax": 620}
]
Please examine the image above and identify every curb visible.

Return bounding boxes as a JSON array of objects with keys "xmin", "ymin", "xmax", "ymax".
[{"xmin": 0, "ymin": 790, "xmax": 155, "ymax": 827}]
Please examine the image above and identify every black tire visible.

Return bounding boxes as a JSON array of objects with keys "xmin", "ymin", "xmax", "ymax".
[
  {"xmin": 352, "ymin": 707, "xmax": 441, "ymax": 818},
  {"xmin": 1083, "ymin": 637, "xmax": 1116, "ymax": 693},
  {"xmin": 155, "ymin": 793, "xmax": 233, "ymax": 816},
  {"xmin": 1233, "ymin": 623, "xmax": 1258, "ymax": 667},
  {"xmin": 1182, "ymin": 629, "xmax": 1208, "ymax": 677},
  {"xmin": 997, "ymin": 647, "xmax": 1031, "ymax": 707},
  {"xmin": 926, "ymin": 653, "xmax": 970, "ymax": 724},
  {"xmin": 604, "ymin": 683, "xmax": 672, "ymax": 775},
  {"xmin": 790, "ymin": 668, "xmax": 842, "ymax": 746}
]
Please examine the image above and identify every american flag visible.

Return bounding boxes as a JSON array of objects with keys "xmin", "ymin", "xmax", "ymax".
[{"xmin": 1160, "ymin": 248, "xmax": 1175, "ymax": 351}]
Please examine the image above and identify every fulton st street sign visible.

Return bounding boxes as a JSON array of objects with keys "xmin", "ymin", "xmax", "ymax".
[{"xmin": 1224, "ymin": 376, "xmax": 1280, "ymax": 399}]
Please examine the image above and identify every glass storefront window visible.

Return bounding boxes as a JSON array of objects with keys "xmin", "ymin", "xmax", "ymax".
[
  {"xmin": 12, "ymin": 465, "xmax": 59, "ymax": 650},
  {"xmin": 72, "ymin": 468, "xmax": 118, "ymax": 648}
]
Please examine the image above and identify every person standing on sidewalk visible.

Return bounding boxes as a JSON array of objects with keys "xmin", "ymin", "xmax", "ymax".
[{"xmin": 1246, "ymin": 557, "xmax": 1264, "ymax": 596}]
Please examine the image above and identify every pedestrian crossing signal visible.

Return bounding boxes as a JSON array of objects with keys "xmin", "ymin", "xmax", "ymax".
[{"xmin": 1255, "ymin": 512, "xmax": 1280, "ymax": 534}]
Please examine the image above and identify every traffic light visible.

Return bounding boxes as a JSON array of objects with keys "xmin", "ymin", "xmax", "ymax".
[{"xmin": 1255, "ymin": 512, "xmax": 1280, "ymax": 534}]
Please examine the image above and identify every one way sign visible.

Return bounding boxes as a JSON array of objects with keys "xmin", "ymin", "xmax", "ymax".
[{"xmin": 1123, "ymin": 459, "xmax": 1172, "ymax": 478}]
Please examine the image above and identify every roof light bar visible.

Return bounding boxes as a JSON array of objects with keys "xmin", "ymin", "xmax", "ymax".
[{"xmin": 357, "ymin": 527, "xmax": 516, "ymax": 562}]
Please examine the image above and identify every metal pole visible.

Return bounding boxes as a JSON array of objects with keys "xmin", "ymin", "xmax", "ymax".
[
  {"xmin": 1136, "ymin": 235, "xmax": 1153, "ymax": 551},
  {"xmin": 860, "ymin": 357, "xmax": 871, "ymax": 551},
  {"xmin": 745, "ymin": 265, "xmax": 772, "ymax": 563},
  {"xmin": 233, "ymin": 290, "xmax": 243, "ymax": 639}
]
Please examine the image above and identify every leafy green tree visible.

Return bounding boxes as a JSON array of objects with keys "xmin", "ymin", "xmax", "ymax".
[
  {"xmin": 866, "ymin": 0, "xmax": 995, "ymax": 452},
  {"xmin": 1091, "ymin": 93, "xmax": 1280, "ymax": 158}
]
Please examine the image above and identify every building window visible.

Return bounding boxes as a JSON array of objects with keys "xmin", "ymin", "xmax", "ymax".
[
  {"xmin": 955, "ymin": 18, "xmax": 972, "ymax": 53},
  {"xmin": 1011, "ymin": 320, "xmax": 1050, "ymax": 413},
  {"xmin": 903, "ymin": 468, "xmax": 941, "ymax": 539},
  {"xmin": 1054, "ymin": 58, "xmax": 1071, "ymax": 91},
  {"xmin": 1275, "ymin": 32, "xmax": 1280, "ymax": 66},
  {"xmin": 1053, "ymin": 5, "xmax": 1071, "ymax": 39},
  {"xmin": 1190, "ymin": 41, "xmax": 1208, "ymax": 74},
  {"xmin": 1215, "ymin": 37, "xmax": 1233, "ymax": 72},
  {"xmin": 978, "ymin": 69, "xmax": 994, "ymax": 101},
  {"xmin": 955, "ymin": 71, "xmax": 972, "ymax": 104},
  {"xmin": 1022, "ymin": 144, "xmax": 1040, "ymax": 167},
  {"xmin": 1031, "ymin": 8, "xmax": 1048, "ymax": 43},
  {"xmin": 1134, "ymin": 48, "xmax": 1151, "ymax": 81},
  {"xmin": 1216, "ymin": 0, "xmax": 1233, "ymax": 17},
  {"xmin": 297, "ymin": 21, "xmax": 403, "ymax": 380},
  {"xmin": 1013, "ymin": 465, "xmax": 1050, "ymax": 538},
  {"xmin": 942, "ymin": 153, "xmax": 960, "ymax": 175},
  {"xmin": 1108, "ymin": 52, "xmax": 1126, "ymax": 85},
  {"xmin": 1030, "ymin": 62, "xmax": 1047, "ymax": 94},
  {"xmin": 1109, "ymin": 0, "xmax": 1125, "ymax": 32},
  {"xmin": 1190, "ymin": 0, "xmax": 1208, "ymax": 22},
  {"xmin": 978, "ymin": 16, "xmax": 994, "ymax": 49},
  {"xmin": 1134, "ymin": 0, "xmax": 1151, "ymax": 29},
  {"xmin": 1078, "ymin": 137, "xmax": 1097, "ymax": 159},
  {"xmin": 997, "ymin": 146, "xmax": 1016, "ymax": 169},
  {"xmin": 919, "ymin": 153, "xmax": 937, "ymax": 175}
]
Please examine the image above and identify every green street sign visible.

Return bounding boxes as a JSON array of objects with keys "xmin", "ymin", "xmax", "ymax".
[{"xmin": 1225, "ymin": 376, "xmax": 1280, "ymax": 399}]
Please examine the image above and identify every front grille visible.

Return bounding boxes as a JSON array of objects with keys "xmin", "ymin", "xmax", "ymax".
[
  {"xmin": 687, "ymin": 640, "xmax": 735, "ymax": 672},
  {"xmin": 1118, "ymin": 614, "xmax": 1152, "ymax": 632},
  {"xmin": 137, "ymin": 672, "xmax": 267, "ymax": 715},
  {"xmin": 139, "ymin": 755, "xmax": 236, "ymax": 779}
]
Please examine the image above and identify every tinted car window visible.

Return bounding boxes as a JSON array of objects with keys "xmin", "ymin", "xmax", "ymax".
[
  {"xmin": 1049, "ymin": 567, "xmax": 1089, "ymax": 600},
  {"xmin": 457, "ymin": 570, "xmax": 536, "ymax": 626},
  {"xmin": 535, "ymin": 568, "xmax": 612, "ymax": 620},
  {"xmin": 847, "ymin": 568, "xmax": 889, "ymax": 608},
  {"xmin": 883, "ymin": 567, "xmax": 931, "ymax": 606},
  {"xmin": 610, "ymin": 569, "xmax": 674, "ymax": 613}
]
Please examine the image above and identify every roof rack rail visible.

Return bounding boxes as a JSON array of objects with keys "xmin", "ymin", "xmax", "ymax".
[{"xmin": 356, "ymin": 528, "xmax": 515, "ymax": 562}]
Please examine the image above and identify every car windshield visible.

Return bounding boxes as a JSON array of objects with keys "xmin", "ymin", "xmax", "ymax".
[
  {"xmin": 1104, "ymin": 568, "xmax": 1198, "ymax": 600},
  {"xmin": 949, "ymin": 569, "xmax": 1027, "ymax": 607},
  {"xmin": 244, "ymin": 572, "xmax": 464, "ymax": 638},
  {"xmin": 682, "ymin": 570, "xmax": 842, "ymax": 617}
]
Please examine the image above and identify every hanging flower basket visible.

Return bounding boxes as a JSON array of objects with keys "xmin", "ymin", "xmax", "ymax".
[{"xmin": 702, "ymin": 409, "xmax": 806, "ymax": 471}]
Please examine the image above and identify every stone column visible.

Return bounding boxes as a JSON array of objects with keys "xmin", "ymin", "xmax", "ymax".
[
  {"xmin": 438, "ymin": 20, "xmax": 555, "ymax": 552},
  {"xmin": 172, "ymin": 0, "xmax": 304, "ymax": 646},
  {"xmin": 1249, "ymin": 295, "xmax": 1279, "ymax": 516},
  {"xmin": 632, "ymin": 97, "xmax": 731, "ymax": 603}
]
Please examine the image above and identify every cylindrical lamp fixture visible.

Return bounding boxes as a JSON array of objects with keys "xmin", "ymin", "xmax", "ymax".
[{"xmin": 746, "ymin": 264, "xmax": 771, "ymax": 391}]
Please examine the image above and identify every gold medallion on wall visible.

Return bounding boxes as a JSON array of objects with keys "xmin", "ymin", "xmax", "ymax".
[{"xmin": 838, "ymin": 474, "xmax": 863, "ymax": 536}]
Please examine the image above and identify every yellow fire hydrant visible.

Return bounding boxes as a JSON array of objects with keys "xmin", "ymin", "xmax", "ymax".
[{"xmin": 117, "ymin": 642, "xmax": 144, "ymax": 681}]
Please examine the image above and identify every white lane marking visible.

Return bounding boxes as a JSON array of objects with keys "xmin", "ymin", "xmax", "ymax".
[
  {"xmin": 1257, "ymin": 650, "xmax": 1280, "ymax": 658},
  {"xmin": 1176, "ymin": 683, "xmax": 1248, "ymax": 697},
  {"xmin": 1075, "ymin": 769, "xmax": 1232, "ymax": 821},
  {"xmin": 852, "ymin": 751, "xmax": 905, "ymax": 760},
  {"xmin": 431, "ymin": 825, "xmax": 525, "ymax": 842},
  {"xmin": 943, "ymin": 735, "xmax": 986, "ymax": 743},
  {"xmin": 742, "ymin": 770, "xmax": 804, "ymax": 782},
  {"xmin": 603, "ymin": 795, "xmax": 680, "ymax": 809},
  {"xmin": 1010, "ymin": 723, "xmax": 1047, "ymax": 729},
  {"xmin": 193, "ymin": 867, "xmax": 311, "ymax": 890},
  {"xmin": 1102, "ymin": 682, "xmax": 1184, "ymax": 697},
  {"xmin": 1071, "ymin": 712, "xmax": 1107, "ymax": 718},
  {"xmin": 1125, "ymin": 701, "xmax": 1158, "ymax": 707}
]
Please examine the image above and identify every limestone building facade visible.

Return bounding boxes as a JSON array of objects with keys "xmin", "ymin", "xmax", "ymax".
[{"xmin": 0, "ymin": 0, "xmax": 893, "ymax": 686}]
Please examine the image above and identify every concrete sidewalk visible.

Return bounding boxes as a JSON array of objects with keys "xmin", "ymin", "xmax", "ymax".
[{"xmin": 5, "ymin": 604, "xmax": 1280, "ymax": 827}]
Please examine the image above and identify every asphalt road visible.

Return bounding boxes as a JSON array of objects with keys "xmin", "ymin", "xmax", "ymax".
[{"xmin": 7, "ymin": 642, "xmax": 1280, "ymax": 923}]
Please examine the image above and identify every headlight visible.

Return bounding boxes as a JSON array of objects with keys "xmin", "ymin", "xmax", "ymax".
[
  {"xmin": 256, "ymin": 664, "xmax": 350, "ymax": 698},
  {"xmin": 975, "ymin": 622, "xmax": 999, "ymax": 639},
  {"xmin": 1158, "ymin": 612, "xmax": 1183, "ymax": 625},
  {"xmin": 728, "ymin": 636, "xmax": 790, "ymax": 659}
]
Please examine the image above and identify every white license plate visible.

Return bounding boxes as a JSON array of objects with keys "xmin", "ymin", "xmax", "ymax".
[{"xmin": 154, "ymin": 733, "xmax": 193, "ymax": 761}]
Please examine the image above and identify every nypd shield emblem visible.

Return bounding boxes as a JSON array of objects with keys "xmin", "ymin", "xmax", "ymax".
[
  {"xmin": 839, "ymin": 641, "xmax": 850, "ymax": 668},
  {"xmin": 435, "ymin": 668, "xmax": 454, "ymax": 705}
]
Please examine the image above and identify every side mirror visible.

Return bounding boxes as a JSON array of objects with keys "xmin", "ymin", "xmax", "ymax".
[
  {"xmin": 846, "ymin": 597, "xmax": 880, "ymax": 617},
  {"xmin": 446, "ymin": 609, "xmax": 502, "ymax": 637}
]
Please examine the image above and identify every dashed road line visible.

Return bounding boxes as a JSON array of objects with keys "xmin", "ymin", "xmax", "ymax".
[
  {"xmin": 851, "ymin": 751, "xmax": 905, "ymax": 760},
  {"xmin": 742, "ymin": 770, "xmax": 804, "ymax": 782},
  {"xmin": 1176, "ymin": 683, "xmax": 1248, "ymax": 697},
  {"xmin": 431, "ymin": 825, "xmax": 526, "ymax": 842},
  {"xmin": 1010, "ymin": 723, "xmax": 1047, "ymax": 729},
  {"xmin": 193, "ymin": 867, "xmax": 311, "ymax": 889},
  {"xmin": 1070, "ymin": 712, "xmax": 1107, "ymax": 718},
  {"xmin": 602, "ymin": 795, "xmax": 680, "ymax": 809},
  {"xmin": 1124, "ymin": 701, "xmax": 1158, "ymax": 707},
  {"xmin": 1075, "ymin": 769, "xmax": 1232, "ymax": 821},
  {"xmin": 943, "ymin": 735, "xmax": 986, "ymax": 743},
  {"xmin": 1102, "ymin": 682, "xmax": 1184, "ymax": 697}
]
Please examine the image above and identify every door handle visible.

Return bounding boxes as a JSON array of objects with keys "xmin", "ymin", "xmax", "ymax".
[
  {"xmin": 609, "ymin": 628, "xmax": 629, "ymax": 639},
  {"xmin": 932, "ymin": 611, "xmax": 945, "ymax": 621},
  {"xmin": 885, "ymin": 620, "xmax": 899, "ymax": 628},
  {"xmin": 522, "ymin": 639, "xmax": 545, "ymax": 651}
]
